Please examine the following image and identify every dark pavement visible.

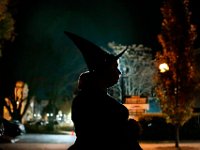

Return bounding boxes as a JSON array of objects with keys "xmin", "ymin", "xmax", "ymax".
[{"xmin": 0, "ymin": 134, "xmax": 200, "ymax": 150}]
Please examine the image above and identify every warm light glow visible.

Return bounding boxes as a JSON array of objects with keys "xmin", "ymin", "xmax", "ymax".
[{"xmin": 159, "ymin": 63, "xmax": 169, "ymax": 73}]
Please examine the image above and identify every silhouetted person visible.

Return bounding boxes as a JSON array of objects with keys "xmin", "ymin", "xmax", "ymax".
[
  {"xmin": 65, "ymin": 31, "xmax": 142, "ymax": 150},
  {"xmin": 77, "ymin": 71, "xmax": 92, "ymax": 90}
]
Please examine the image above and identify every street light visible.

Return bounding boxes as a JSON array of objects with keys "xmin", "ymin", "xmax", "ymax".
[
  {"xmin": 159, "ymin": 61, "xmax": 181, "ymax": 147},
  {"xmin": 159, "ymin": 62, "xmax": 179, "ymax": 108},
  {"xmin": 159, "ymin": 63, "xmax": 169, "ymax": 73}
]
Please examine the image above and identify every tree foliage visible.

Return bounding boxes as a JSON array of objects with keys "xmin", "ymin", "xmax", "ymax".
[
  {"xmin": 154, "ymin": 0, "xmax": 197, "ymax": 127},
  {"xmin": 0, "ymin": 0, "xmax": 15, "ymax": 56},
  {"xmin": 0, "ymin": 0, "xmax": 16, "ymax": 117}
]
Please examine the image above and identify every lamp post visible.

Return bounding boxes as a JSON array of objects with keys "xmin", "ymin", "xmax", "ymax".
[
  {"xmin": 159, "ymin": 63, "xmax": 169, "ymax": 73},
  {"xmin": 119, "ymin": 58, "xmax": 127, "ymax": 104},
  {"xmin": 159, "ymin": 62, "xmax": 180, "ymax": 147},
  {"xmin": 120, "ymin": 66, "xmax": 126, "ymax": 104},
  {"xmin": 159, "ymin": 62, "xmax": 180, "ymax": 108}
]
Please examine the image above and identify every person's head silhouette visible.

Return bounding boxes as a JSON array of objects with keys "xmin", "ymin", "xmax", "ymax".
[{"xmin": 64, "ymin": 31, "xmax": 127, "ymax": 88}]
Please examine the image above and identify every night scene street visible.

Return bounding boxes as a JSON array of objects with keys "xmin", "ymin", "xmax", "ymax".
[{"xmin": 1, "ymin": 0, "xmax": 200, "ymax": 150}]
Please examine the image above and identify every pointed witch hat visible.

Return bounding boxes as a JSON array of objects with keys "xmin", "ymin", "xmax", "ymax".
[{"xmin": 64, "ymin": 31, "xmax": 127, "ymax": 72}]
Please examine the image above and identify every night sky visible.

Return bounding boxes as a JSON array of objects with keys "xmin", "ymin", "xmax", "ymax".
[{"xmin": 3, "ymin": 0, "xmax": 200, "ymax": 100}]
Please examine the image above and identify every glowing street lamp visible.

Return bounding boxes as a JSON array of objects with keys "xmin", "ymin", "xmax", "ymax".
[
  {"xmin": 159, "ymin": 62, "xmax": 178, "ymax": 108},
  {"xmin": 159, "ymin": 63, "xmax": 169, "ymax": 73}
]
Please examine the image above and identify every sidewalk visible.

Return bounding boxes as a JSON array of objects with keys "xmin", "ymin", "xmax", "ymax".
[
  {"xmin": 140, "ymin": 141, "xmax": 200, "ymax": 150},
  {"xmin": 0, "ymin": 142, "xmax": 200, "ymax": 150}
]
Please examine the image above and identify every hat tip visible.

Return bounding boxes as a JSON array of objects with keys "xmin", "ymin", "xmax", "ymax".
[
  {"xmin": 115, "ymin": 46, "xmax": 128, "ymax": 59},
  {"xmin": 64, "ymin": 31, "xmax": 72, "ymax": 36}
]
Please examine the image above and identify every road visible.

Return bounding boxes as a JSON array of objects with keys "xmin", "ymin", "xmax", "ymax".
[
  {"xmin": 16, "ymin": 133, "xmax": 76, "ymax": 143},
  {"xmin": 0, "ymin": 134, "xmax": 200, "ymax": 150}
]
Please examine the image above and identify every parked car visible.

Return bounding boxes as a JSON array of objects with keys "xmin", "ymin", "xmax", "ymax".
[
  {"xmin": 0, "ymin": 117, "xmax": 21, "ymax": 143},
  {"xmin": 26, "ymin": 119, "xmax": 49, "ymax": 126},
  {"xmin": 1, "ymin": 118, "xmax": 26, "ymax": 138},
  {"xmin": 0, "ymin": 118, "xmax": 4, "ymax": 137}
]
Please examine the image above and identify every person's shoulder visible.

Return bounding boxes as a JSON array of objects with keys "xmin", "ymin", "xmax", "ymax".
[{"xmin": 72, "ymin": 91, "xmax": 91, "ymax": 104}]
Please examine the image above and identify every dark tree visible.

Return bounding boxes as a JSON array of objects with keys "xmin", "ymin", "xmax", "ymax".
[{"xmin": 154, "ymin": 0, "xmax": 197, "ymax": 148}]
